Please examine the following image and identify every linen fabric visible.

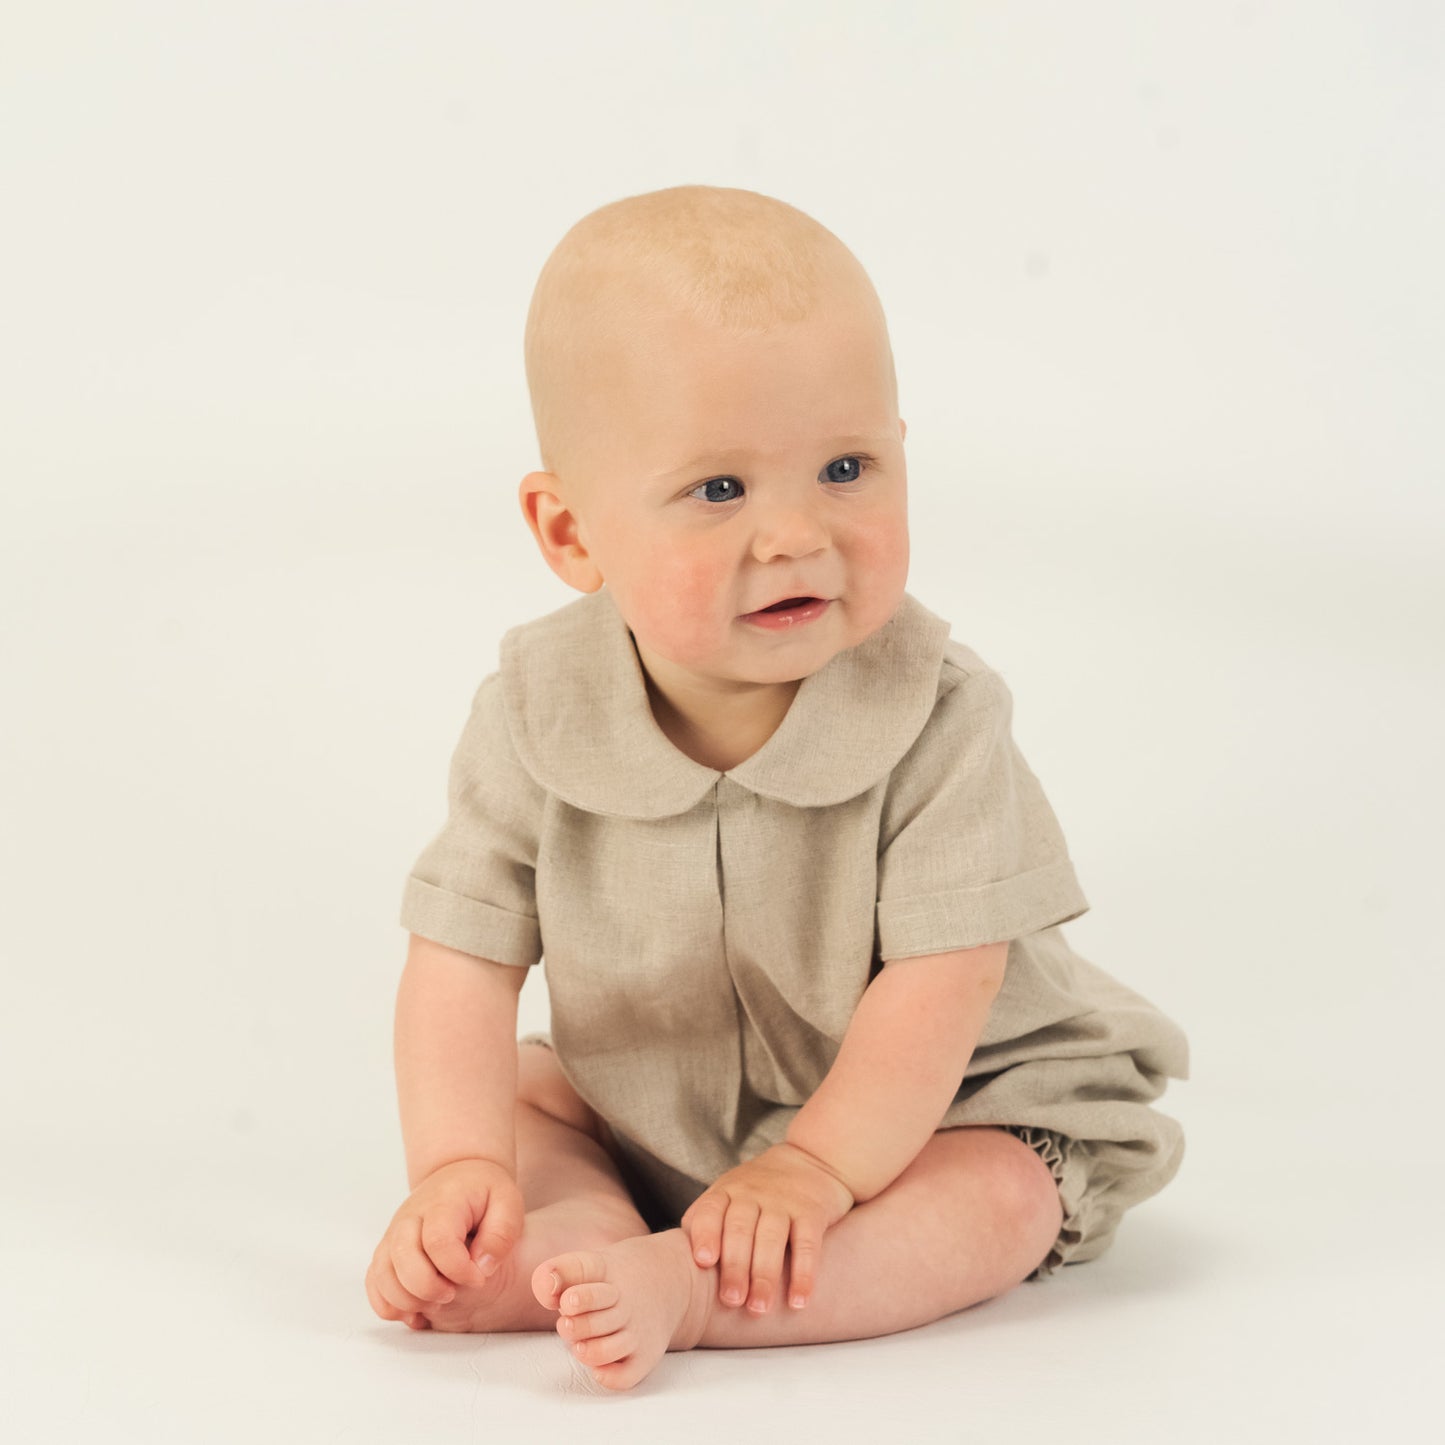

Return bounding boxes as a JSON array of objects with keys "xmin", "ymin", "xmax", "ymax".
[{"xmin": 399, "ymin": 586, "xmax": 1190, "ymax": 1277}]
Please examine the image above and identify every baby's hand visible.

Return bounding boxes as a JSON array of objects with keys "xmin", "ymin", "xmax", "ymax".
[
  {"xmin": 365, "ymin": 1158, "xmax": 523, "ymax": 1327},
  {"xmin": 680, "ymin": 1142, "xmax": 855, "ymax": 1316}
]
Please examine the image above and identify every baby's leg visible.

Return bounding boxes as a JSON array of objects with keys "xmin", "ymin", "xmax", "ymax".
[
  {"xmin": 531, "ymin": 1124, "xmax": 1063, "ymax": 1388},
  {"xmin": 691, "ymin": 1123, "xmax": 1064, "ymax": 1347},
  {"xmin": 400, "ymin": 1042, "xmax": 653, "ymax": 1334}
]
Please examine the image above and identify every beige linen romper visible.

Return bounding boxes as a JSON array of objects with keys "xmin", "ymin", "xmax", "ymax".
[{"xmin": 399, "ymin": 586, "xmax": 1190, "ymax": 1279}]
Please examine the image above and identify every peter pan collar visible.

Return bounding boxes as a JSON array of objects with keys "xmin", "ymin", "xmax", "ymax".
[{"xmin": 500, "ymin": 585, "xmax": 952, "ymax": 819}]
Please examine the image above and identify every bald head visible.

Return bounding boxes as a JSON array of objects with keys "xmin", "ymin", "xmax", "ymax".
[{"xmin": 522, "ymin": 185, "xmax": 898, "ymax": 494}]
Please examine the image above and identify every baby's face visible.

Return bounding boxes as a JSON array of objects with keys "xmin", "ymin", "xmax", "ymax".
[{"xmin": 527, "ymin": 299, "xmax": 909, "ymax": 699}]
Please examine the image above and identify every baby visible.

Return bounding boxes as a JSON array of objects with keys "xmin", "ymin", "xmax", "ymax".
[{"xmin": 365, "ymin": 185, "xmax": 1190, "ymax": 1391}]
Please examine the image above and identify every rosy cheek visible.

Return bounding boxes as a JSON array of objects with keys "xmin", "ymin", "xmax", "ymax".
[
  {"xmin": 850, "ymin": 514, "xmax": 908, "ymax": 580},
  {"xmin": 837, "ymin": 512, "xmax": 909, "ymax": 634},
  {"xmin": 631, "ymin": 554, "xmax": 727, "ymax": 659},
  {"xmin": 671, "ymin": 552, "xmax": 727, "ymax": 605}
]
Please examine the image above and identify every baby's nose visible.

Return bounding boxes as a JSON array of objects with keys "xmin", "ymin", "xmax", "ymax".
[{"xmin": 752, "ymin": 498, "xmax": 830, "ymax": 555}]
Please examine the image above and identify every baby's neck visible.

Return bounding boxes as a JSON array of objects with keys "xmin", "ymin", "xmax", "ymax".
[{"xmin": 644, "ymin": 674, "xmax": 802, "ymax": 772}]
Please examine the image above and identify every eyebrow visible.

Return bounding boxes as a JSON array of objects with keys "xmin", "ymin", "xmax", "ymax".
[{"xmin": 654, "ymin": 434, "xmax": 892, "ymax": 480}]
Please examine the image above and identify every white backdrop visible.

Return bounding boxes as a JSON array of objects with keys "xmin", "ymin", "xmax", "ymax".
[{"xmin": 3, "ymin": 3, "xmax": 1440, "ymax": 1441}]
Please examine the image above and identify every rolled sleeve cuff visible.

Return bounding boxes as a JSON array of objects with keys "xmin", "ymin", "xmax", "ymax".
[
  {"xmin": 399, "ymin": 876, "xmax": 542, "ymax": 969},
  {"xmin": 876, "ymin": 859, "xmax": 1089, "ymax": 960}
]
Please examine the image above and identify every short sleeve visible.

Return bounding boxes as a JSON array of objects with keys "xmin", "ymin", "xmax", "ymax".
[
  {"xmin": 398, "ymin": 672, "xmax": 545, "ymax": 968},
  {"xmin": 875, "ymin": 667, "xmax": 1089, "ymax": 960}
]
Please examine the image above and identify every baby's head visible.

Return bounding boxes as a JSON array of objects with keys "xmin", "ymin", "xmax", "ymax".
[{"xmin": 519, "ymin": 185, "xmax": 908, "ymax": 700}]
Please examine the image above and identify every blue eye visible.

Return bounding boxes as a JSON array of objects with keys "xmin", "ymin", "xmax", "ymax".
[
  {"xmin": 693, "ymin": 477, "xmax": 744, "ymax": 504},
  {"xmin": 824, "ymin": 455, "xmax": 868, "ymax": 485},
  {"xmin": 686, "ymin": 454, "xmax": 875, "ymax": 506}
]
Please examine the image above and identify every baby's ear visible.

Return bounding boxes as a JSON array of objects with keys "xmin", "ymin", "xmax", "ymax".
[{"xmin": 517, "ymin": 472, "xmax": 603, "ymax": 594}]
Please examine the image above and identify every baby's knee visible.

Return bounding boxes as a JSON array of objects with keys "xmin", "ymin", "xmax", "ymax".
[
  {"xmin": 927, "ymin": 1126, "xmax": 1064, "ymax": 1270},
  {"xmin": 991, "ymin": 1130, "xmax": 1065, "ymax": 1263}
]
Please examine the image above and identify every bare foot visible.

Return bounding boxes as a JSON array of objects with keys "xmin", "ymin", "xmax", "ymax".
[
  {"xmin": 405, "ymin": 1197, "xmax": 649, "ymax": 1335},
  {"xmin": 531, "ymin": 1228, "xmax": 716, "ymax": 1391}
]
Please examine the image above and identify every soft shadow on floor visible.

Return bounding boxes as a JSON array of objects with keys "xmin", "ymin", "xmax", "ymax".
[{"xmin": 1079, "ymin": 1211, "xmax": 1218, "ymax": 1296}]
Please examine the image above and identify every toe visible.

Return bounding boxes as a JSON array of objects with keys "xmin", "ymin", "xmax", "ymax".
[
  {"xmin": 531, "ymin": 1249, "xmax": 611, "ymax": 1311},
  {"xmin": 591, "ymin": 1359, "xmax": 641, "ymax": 1392},
  {"xmin": 574, "ymin": 1328, "xmax": 633, "ymax": 1367},
  {"xmin": 559, "ymin": 1281, "xmax": 620, "ymax": 1316},
  {"xmin": 561, "ymin": 1301, "xmax": 626, "ymax": 1341}
]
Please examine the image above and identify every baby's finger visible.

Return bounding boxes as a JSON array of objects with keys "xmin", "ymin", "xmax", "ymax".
[
  {"xmin": 717, "ymin": 1199, "xmax": 760, "ymax": 1308},
  {"xmin": 365, "ymin": 1266, "xmax": 403, "ymax": 1322},
  {"xmin": 466, "ymin": 1188, "xmax": 525, "ymax": 1279},
  {"xmin": 683, "ymin": 1191, "xmax": 727, "ymax": 1269},
  {"xmin": 787, "ymin": 1218, "xmax": 824, "ymax": 1309},
  {"xmin": 376, "ymin": 1255, "xmax": 440, "ymax": 1317},
  {"xmin": 392, "ymin": 1216, "xmax": 458, "ymax": 1305},
  {"xmin": 744, "ymin": 1213, "xmax": 791, "ymax": 1316},
  {"xmin": 421, "ymin": 1202, "xmax": 489, "ymax": 1288}
]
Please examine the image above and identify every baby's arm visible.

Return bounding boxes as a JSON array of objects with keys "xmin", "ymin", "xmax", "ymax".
[
  {"xmin": 393, "ymin": 933, "xmax": 524, "ymax": 1187},
  {"xmin": 683, "ymin": 939, "xmax": 1010, "ymax": 1315},
  {"xmin": 785, "ymin": 940, "xmax": 1010, "ymax": 1204},
  {"xmin": 365, "ymin": 934, "xmax": 528, "ymax": 1325}
]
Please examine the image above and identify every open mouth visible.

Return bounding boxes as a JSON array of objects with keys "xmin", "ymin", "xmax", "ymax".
[{"xmin": 742, "ymin": 596, "xmax": 831, "ymax": 628}]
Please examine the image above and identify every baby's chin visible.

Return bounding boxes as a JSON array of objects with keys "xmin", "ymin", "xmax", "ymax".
[
  {"xmin": 722, "ymin": 631, "xmax": 859, "ymax": 687},
  {"xmin": 648, "ymin": 642, "xmax": 825, "ymax": 692}
]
